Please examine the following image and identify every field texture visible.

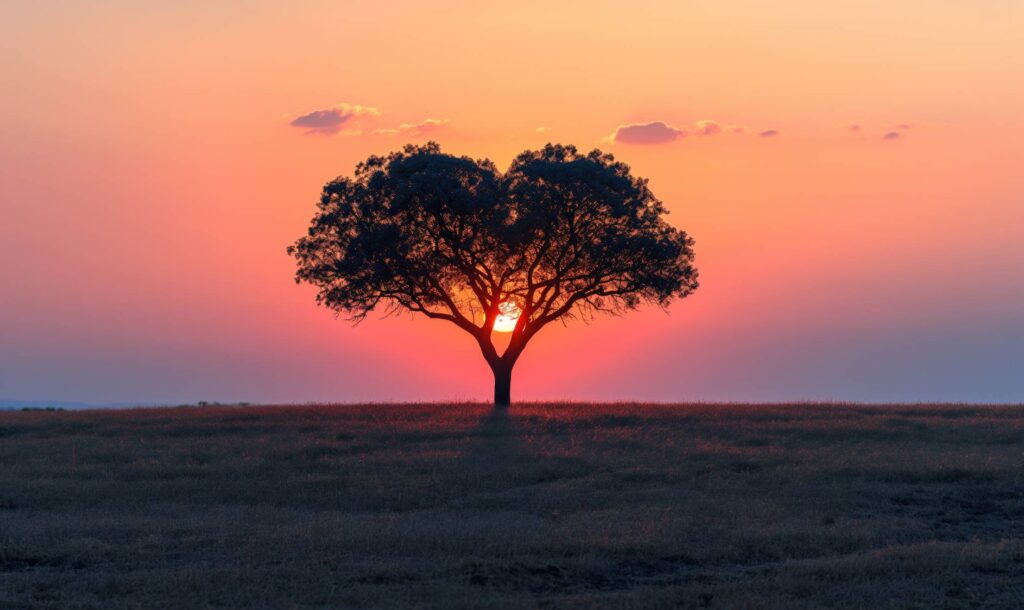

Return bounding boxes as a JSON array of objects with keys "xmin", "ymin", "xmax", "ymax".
[{"xmin": 2, "ymin": 403, "xmax": 1023, "ymax": 609}]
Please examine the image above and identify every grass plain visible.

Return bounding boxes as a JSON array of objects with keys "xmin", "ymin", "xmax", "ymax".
[{"xmin": 1, "ymin": 402, "xmax": 1023, "ymax": 609}]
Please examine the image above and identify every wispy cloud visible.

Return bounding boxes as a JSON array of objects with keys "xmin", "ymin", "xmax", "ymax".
[
  {"xmin": 289, "ymin": 103, "xmax": 380, "ymax": 135},
  {"xmin": 607, "ymin": 119, "xmax": 776, "ymax": 144},
  {"xmin": 844, "ymin": 122, "xmax": 915, "ymax": 137},
  {"xmin": 289, "ymin": 104, "xmax": 452, "ymax": 139},
  {"xmin": 535, "ymin": 126, "xmax": 552, "ymax": 134},
  {"xmin": 695, "ymin": 120, "xmax": 722, "ymax": 136},
  {"xmin": 374, "ymin": 118, "xmax": 450, "ymax": 138},
  {"xmin": 758, "ymin": 129, "xmax": 779, "ymax": 138}
]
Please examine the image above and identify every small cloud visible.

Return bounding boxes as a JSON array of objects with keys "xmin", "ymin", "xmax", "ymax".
[
  {"xmin": 607, "ymin": 119, "xmax": 777, "ymax": 144},
  {"xmin": 375, "ymin": 118, "xmax": 450, "ymax": 138},
  {"xmin": 535, "ymin": 126, "xmax": 552, "ymax": 134},
  {"xmin": 695, "ymin": 120, "xmax": 722, "ymax": 136},
  {"xmin": 842, "ymin": 123, "xmax": 861, "ymax": 132},
  {"xmin": 883, "ymin": 131, "xmax": 901, "ymax": 140},
  {"xmin": 897, "ymin": 123, "xmax": 911, "ymax": 130},
  {"xmin": 608, "ymin": 121, "xmax": 687, "ymax": 145},
  {"xmin": 289, "ymin": 103, "xmax": 380, "ymax": 135}
]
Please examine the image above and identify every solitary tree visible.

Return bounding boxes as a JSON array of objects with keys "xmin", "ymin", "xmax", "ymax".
[{"xmin": 288, "ymin": 143, "xmax": 698, "ymax": 406}]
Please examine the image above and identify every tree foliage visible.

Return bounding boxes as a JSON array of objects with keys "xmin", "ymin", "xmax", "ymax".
[{"xmin": 289, "ymin": 142, "xmax": 698, "ymax": 402}]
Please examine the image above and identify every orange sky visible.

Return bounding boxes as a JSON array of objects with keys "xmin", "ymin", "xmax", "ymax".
[{"xmin": 1, "ymin": 1, "xmax": 1022, "ymax": 404}]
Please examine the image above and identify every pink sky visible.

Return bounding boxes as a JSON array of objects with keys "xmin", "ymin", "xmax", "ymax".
[{"xmin": 1, "ymin": 1, "xmax": 1022, "ymax": 404}]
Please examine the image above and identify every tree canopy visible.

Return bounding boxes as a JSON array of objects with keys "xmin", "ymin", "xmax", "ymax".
[{"xmin": 288, "ymin": 142, "xmax": 698, "ymax": 405}]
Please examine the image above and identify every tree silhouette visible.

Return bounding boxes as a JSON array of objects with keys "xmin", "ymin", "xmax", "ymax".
[{"xmin": 288, "ymin": 143, "xmax": 698, "ymax": 406}]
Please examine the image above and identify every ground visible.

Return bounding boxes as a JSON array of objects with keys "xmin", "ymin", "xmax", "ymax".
[{"xmin": 1, "ymin": 403, "xmax": 1023, "ymax": 609}]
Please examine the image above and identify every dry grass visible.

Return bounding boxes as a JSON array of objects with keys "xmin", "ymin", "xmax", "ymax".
[{"xmin": 2, "ymin": 402, "xmax": 1023, "ymax": 609}]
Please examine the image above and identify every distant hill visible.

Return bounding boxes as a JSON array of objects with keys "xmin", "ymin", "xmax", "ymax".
[{"xmin": 0, "ymin": 399, "xmax": 162, "ymax": 410}]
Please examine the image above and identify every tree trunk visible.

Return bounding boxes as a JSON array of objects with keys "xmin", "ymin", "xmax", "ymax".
[{"xmin": 493, "ymin": 363, "xmax": 513, "ymax": 408}]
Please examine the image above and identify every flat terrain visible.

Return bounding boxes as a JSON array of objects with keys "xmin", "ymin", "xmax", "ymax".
[{"xmin": 2, "ymin": 403, "xmax": 1023, "ymax": 609}]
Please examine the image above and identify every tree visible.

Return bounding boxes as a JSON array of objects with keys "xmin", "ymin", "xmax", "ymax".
[{"xmin": 288, "ymin": 143, "xmax": 699, "ymax": 407}]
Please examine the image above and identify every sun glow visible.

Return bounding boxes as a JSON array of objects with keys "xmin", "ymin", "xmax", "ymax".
[{"xmin": 492, "ymin": 301, "xmax": 522, "ymax": 333}]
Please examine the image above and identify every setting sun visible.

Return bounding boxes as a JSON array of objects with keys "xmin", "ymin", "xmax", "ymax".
[{"xmin": 493, "ymin": 301, "xmax": 522, "ymax": 333}]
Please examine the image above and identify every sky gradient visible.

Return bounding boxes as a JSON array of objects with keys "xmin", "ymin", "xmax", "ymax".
[{"xmin": 2, "ymin": 0, "xmax": 1022, "ymax": 404}]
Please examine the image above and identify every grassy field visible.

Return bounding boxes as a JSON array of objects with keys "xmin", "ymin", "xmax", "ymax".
[{"xmin": 2, "ymin": 403, "xmax": 1023, "ymax": 609}]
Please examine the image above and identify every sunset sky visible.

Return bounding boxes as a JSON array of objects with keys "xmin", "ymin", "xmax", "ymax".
[{"xmin": 2, "ymin": 1, "xmax": 1022, "ymax": 404}]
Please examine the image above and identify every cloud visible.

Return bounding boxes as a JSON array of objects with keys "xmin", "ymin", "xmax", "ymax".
[
  {"xmin": 535, "ymin": 126, "xmax": 552, "ymax": 134},
  {"xmin": 289, "ymin": 104, "xmax": 452, "ymax": 139},
  {"xmin": 375, "ymin": 118, "xmax": 450, "ymax": 138},
  {"xmin": 695, "ymin": 120, "xmax": 722, "ymax": 136},
  {"xmin": 608, "ymin": 121, "xmax": 687, "ymax": 145},
  {"xmin": 289, "ymin": 103, "xmax": 380, "ymax": 135},
  {"xmin": 897, "ymin": 123, "xmax": 911, "ymax": 130},
  {"xmin": 883, "ymin": 131, "xmax": 901, "ymax": 140},
  {"xmin": 843, "ymin": 123, "xmax": 861, "ymax": 132},
  {"xmin": 606, "ymin": 119, "xmax": 778, "ymax": 144}
]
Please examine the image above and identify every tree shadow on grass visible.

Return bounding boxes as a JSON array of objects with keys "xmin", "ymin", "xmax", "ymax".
[
  {"xmin": 460, "ymin": 406, "xmax": 533, "ymax": 477},
  {"xmin": 457, "ymin": 406, "xmax": 594, "ymax": 499}
]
